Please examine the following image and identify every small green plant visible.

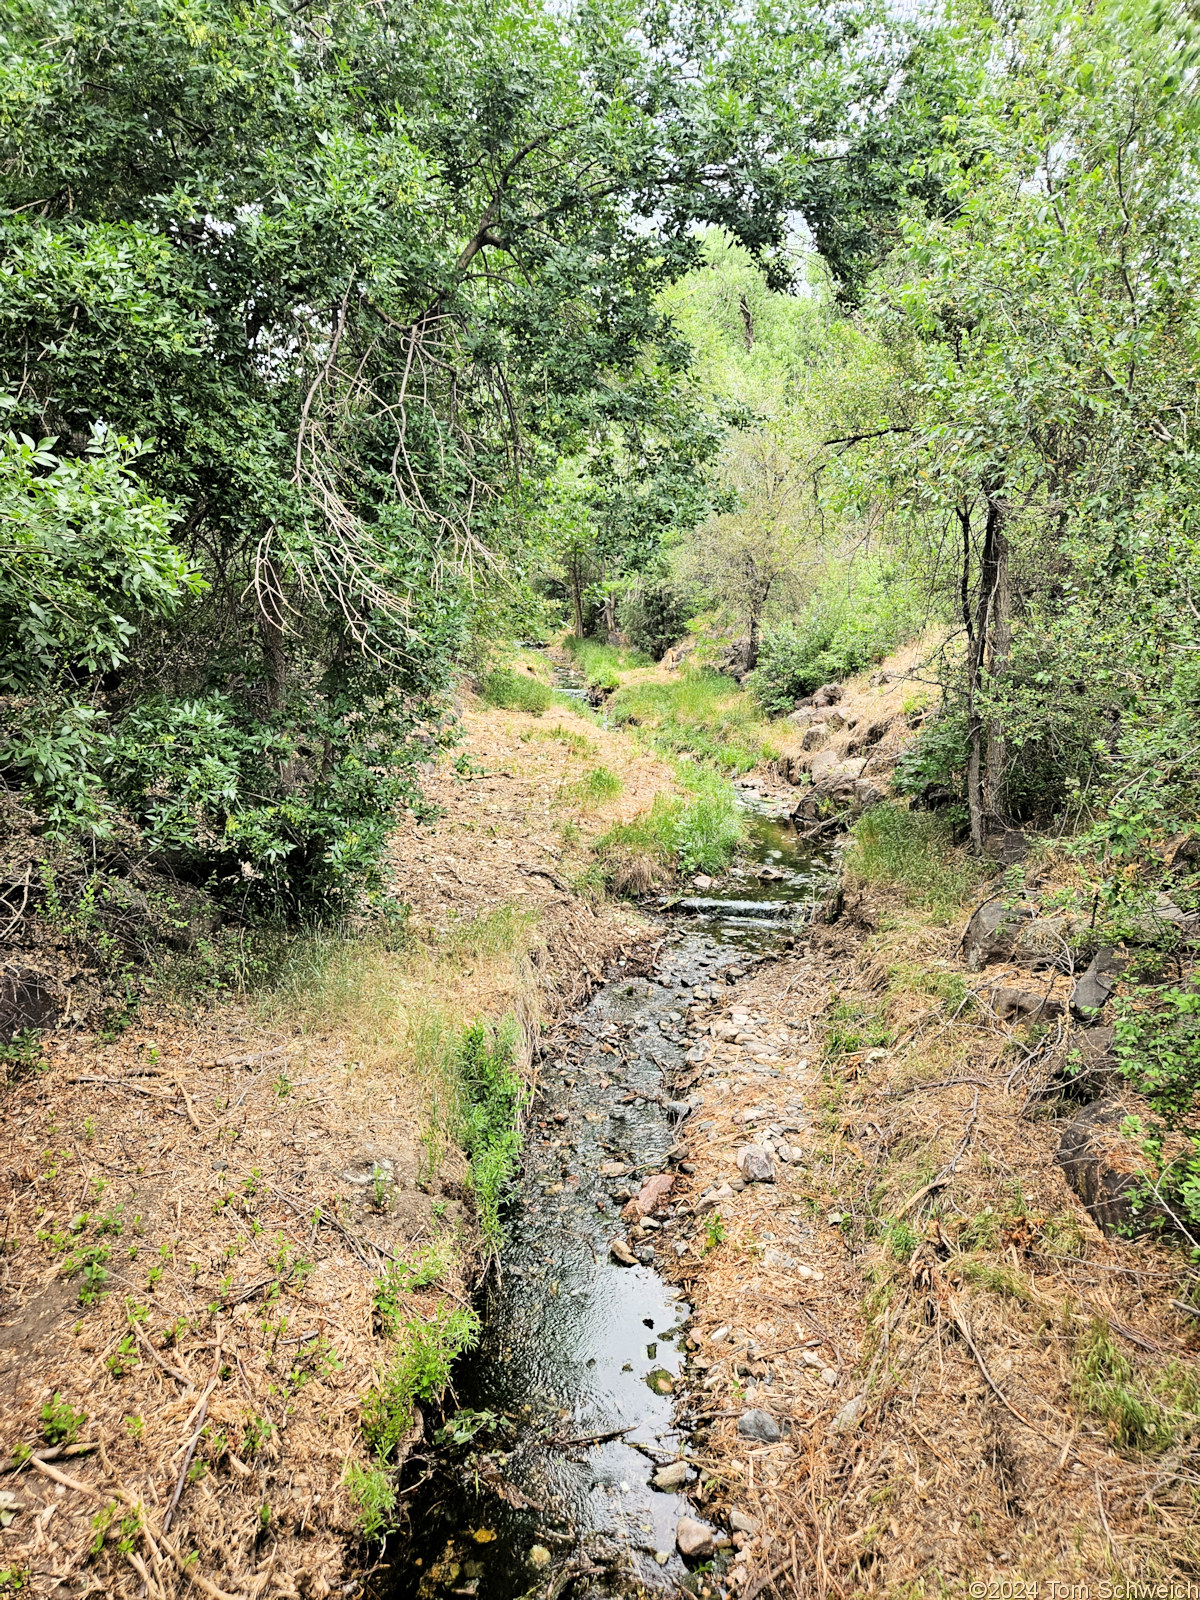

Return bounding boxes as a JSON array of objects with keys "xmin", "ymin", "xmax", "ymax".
[
  {"xmin": 125, "ymin": 1415, "xmax": 144, "ymax": 1441},
  {"xmin": 106, "ymin": 1335, "xmax": 139, "ymax": 1378},
  {"xmin": 565, "ymin": 765, "xmax": 624, "ymax": 809},
  {"xmin": 703, "ymin": 1213, "xmax": 726, "ymax": 1252},
  {"xmin": 41, "ymin": 1393, "xmax": 87, "ymax": 1447},
  {"xmin": 434, "ymin": 1408, "xmax": 501, "ymax": 1446},
  {"xmin": 361, "ymin": 1304, "xmax": 480, "ymax": 1458},
  {"xmin": 273, "ymin": 1073, "xmax": 291, "ymax": 1098},
  {"xmin": 455, "ymin": 1019, "xmax": 528, "ymax": 1247},
  {"xmin": 880, "ymin": 1218, "xmax": 918, "ymax": 1263},
  {"xmin": 344, "ymin": 1461, "xmax": 398, "ymax": 1540},
  {"xmin": 369, "ymin": 1167, "xmax": 391, "ymax": 1212},
  {"xmin": 1071, "ymin": 1320, "xmax": 1175, "ymax": 1451},
  {"xmin": 242, "ymin": 1415, "xmax": 273, "ymax": 1457}
]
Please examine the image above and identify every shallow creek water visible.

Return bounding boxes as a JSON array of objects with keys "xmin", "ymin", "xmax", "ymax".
[{"xmin": 388, "ymin": 793, "xmax": 831, "ymax": 1600}]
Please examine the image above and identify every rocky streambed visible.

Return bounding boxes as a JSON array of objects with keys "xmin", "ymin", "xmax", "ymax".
[{"xmin": 385, "ymin": 792, "xmax": 833, "ymax": 1600}]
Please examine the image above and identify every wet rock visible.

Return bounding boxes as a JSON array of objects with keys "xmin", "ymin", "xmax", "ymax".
[
  {"xmin": 988, "ymin": 985, "xmax": 1065, "ymax": 1022},
  {"xmin": 654, "ymin": 1460, "xmax": 689, "ymax": 1490},
  {"xmin": 622, "ymin": 1173, "xmax": 675, "ymax": 1222},
  {"xmin": 1071, "ymin": 947, "xmax": 1126, "ymax": 1020},
  {"xmin": 646, "ymin": 1368, "xmax": 675, "ymax": 1395},
  {"xmin": 729, "ymin": 1510, "xmax": 760, "ymax": 1535},
  {"xmin": 1056, "ymin": 1096, "xmax": 1165, "ymax": 1237},
  {"xmin": 610, "ymin": 1239, "xmax": 637, "ymax": 1266},
  {"xmin": 676, "ymin": 1517, "xmax": 716, "ymax": 1560},
  {"xmin": 736, "ymin": 1146, "xmax": 775, "ymax": 1183},
  {"xmin": 737, "ymin": 1409, "xmax": 781, "ymax": 1443},
  {"xmin": 962, "ymin": 899, "xmax": 1034, "ymax": 970}
]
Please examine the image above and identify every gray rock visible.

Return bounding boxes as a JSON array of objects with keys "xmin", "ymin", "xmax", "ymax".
[
  {"xmin": 832, "ymin": 1393, "xmax": 867, "ymax": 1432},
  {"xmin": 635, "ymin": 1245, "xmax": 656, "ymax": 1265},
  {"xmin": 729, "ymin": 1510, "xmax": 760, "ymax": 1535},
  {"xmin": 988, "ymin": 985, "xmax": 1065, "ymax": 1022},
  {"xmin": 1071, "ymin": 947, "xmax": 1125, "ymax": 1020},
  {"xmin": 812, "ymin": 683, "xmax": 842, "ymax": 707},
  {"xmin": 736, "ymin": 1146, "xmax": 775, "ymax": 1183},
  {"xmin": 653, "ymin": 1460, "xmax": 689, "ymax": 1490},
  {"xmin": 676, "ymin": 1517, "xmax": 715, "ymax": 1560},
  {"xmin": 737, "ymin": 1408, "xmax": 781, "ymax": 1443},
  {"xmin": 962, "ymin": 899, "xmax": 1034, "ymax": 970},
  {"xmin": 1056, "ymin": 1096, "xmax": 1164, "ymax": 1237}
]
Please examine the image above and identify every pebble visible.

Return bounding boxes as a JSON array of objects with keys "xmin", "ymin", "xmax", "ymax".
[
  {"xmin": 820, "ymin": 1368, "xmax": 839, "ymax": 1386},
  {"xmin": 729, "ymin": 1510, "xmax": 759, "ymax": 1535},
  {"xmin": 676, "ymin": 1516, "xmax": 715, "ymax": 1559},
  {"xmin": 610, "ymin": 1239, "xmax": 637, "ymax": 1266},
  {"xmin": 709, "ymin": 1325, "xmax": 731, "ymax": 1343},
  {"xmin": 737, "ymin": 1409, "xmax": 781, "ymax": 1443},
  {"xmin": 653, "ymin": 1460, "xmax": 689, "ymax": 1490},
  {"xmin": 736, "ymin": 1146, "xmax": 775, "ymax": 1183}
]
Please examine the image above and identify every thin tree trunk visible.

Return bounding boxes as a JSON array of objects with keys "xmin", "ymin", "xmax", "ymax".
[
  {"xmin": 963, "ymin": 490, "xmax": 1007, "ymax": 853},
  {"xmin": 258, "ymin": 554, "xmax": 288, "ymax": 711},
  {"xmin": 571, "ymin": 559, "xmax": 585, "ymax": 640},
  {"xmin": 602, "ymin": 593, "xmax": 619, "ymax": 646},
  {"xmin": 746, "ymin": 579, "xmax": 771, "ymax": 672}
]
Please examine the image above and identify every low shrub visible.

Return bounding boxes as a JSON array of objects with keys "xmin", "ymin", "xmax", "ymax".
[
  {"xmin": 746, "ymin": 562, "xmax": 923, "ymax": 715},
  {"xmin": 478, "ymin": 667, "xmax": 553, "ymax": 715}
]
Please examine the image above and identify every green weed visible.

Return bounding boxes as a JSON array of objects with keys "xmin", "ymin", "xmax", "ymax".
[
  {"xmin": 361, "ymin": 1304, "xmax": 480, "ymax": 1459},
  {"xmin": 1071, "ymin": 1320, "xmax": 1180, "ymax": 1451},
  {"xmin": 610, "ymin": 668, "xmax": 774, "ymax": 773},
  {"xmin": 344, "ymin": 1461, "xmax": 398, "ymax": 1540},
  {"xmin": 455, "ymin": 1019, "xmax": 527, "ymax": 1246},
  {"xmin": 41, "ymin": 1393, "xmax": 86, "ymax": 1447}
]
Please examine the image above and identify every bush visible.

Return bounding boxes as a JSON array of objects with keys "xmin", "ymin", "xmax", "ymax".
[
  {"xmin": 620, "ymin": 583, "xmax": 695, "ymax": 660},
  {"xmin": 747, "ymin": 562, "xmax": 923, "ymax": 715},
  {"xmin": 478, "ymin": 667, "xmax": 553, "ymax": 715}
]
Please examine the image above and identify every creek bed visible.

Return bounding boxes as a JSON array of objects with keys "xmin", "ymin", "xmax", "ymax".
[{"xmin": 385, "ymin": 793, "xmax": 831, "ymax": 1600}]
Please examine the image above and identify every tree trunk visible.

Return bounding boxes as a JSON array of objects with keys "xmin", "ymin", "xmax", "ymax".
[
  {"xmin": 746, "ymin": 579, "xmax": 771, "ymax": 672},
  {"xmin": 258, "ymin": 553, "xmax": 288, "ymax": 711},
  {"xmin": 602, "ymin": 592, "xmax": 620, "ymax": 646},
  {"xmin": 962, "ymin": 491, "xmax": 1008, "ymax": 853},
  {"xmin": 571, "ymin": 559, "xmax": 585, "ymax": 640},
  {"xmin": 739, "ymin": 293, "xmax": 755, "ymax": 351}
]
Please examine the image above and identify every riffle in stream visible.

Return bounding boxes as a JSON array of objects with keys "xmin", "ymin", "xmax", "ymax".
[{"xmin": 386, "ymin": 789, "xmax": 832, "ymax": 1600}]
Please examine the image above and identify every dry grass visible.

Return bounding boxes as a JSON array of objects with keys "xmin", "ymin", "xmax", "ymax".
[{"xmin": 0, "ymin": 698, "xmax": 662, "ymax": 1597}]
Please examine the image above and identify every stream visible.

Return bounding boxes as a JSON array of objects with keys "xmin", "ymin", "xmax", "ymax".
[{"xmin": 386, "ymin": 790, "xmax": 832, "ymax": 1600}]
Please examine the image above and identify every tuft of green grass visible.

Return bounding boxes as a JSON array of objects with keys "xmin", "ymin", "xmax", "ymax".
[
  {"xmin": 478, "ymin": 667, "xmax": 553, "ymax": 715},
  {"xmin": 844, "ymin": 803, "xmax": 986, "ymax": 916},
  {"xmin": 610, "ymin": 667, "xmax": 776, "ymax": 774},
  {"xmin": 1069, "ymin": 1320, "xmax": 1199, "ymax": 1452},
  {"xmin": 563, "ymin": 636, "xmax": 650, "ymax": 691},
  {"xmin": 455, "ymin": 1017, "xmax": 527, "ymax": 1246},
  {"xmin": 565, "ymin": 765, "xmax": 623, "ymax": 809}
]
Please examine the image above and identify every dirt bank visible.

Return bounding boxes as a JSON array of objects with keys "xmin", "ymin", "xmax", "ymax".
[{"xmin": 0, "ymin": 695, "xmax": 667, "ymax": 1597}]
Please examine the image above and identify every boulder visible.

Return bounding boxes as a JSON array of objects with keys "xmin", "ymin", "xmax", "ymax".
[
  {"xmin": 1071, "ymin": 947, "xmax": 1126, "ymax": 1020},
  {"xmin": 983, "ymin": 828, "xmax": 1030, "ymax": 865},
  {"xmin": 801, "ymin": 724, "xmax": 828, "ymax": 751},
  {"xmin": 736, "ymin": 1146, "xmax": 775, "ymax": 1183},
  {"xmin": 853, "ymin": 778, "xmax": 888, "ymax": 812},
  {"xmin": 786, "ymin": 708, "xmax": 815, "ymax": 729},
  {"xmin": 812, "ymin": 683, "xmax": 843, "ymax": 707},
  {"xmin": 1057, "ymin": 1026, "xmax": 1120, "ymax": 1101},
  {"xmin": 737, "ymin": 1408, "xmax": 781, "ymax": 1443},
  {"xmin": 1056, "ymin": 1097, "xmax": 1165, "ymax": 1238},
  {"xmin": 676, "ymin": 1517, "xmax": 716, "ymax": 1560},
  {"xmin": 847, "ymin": 718, "xmax": 891, "ymax": 755},
  {"xmin": 824, "ymin": 709, "xmax": 847, "ymax": 733},
  {"xmin": 962, "ymin": 900, "xmax": 1034, "ymax": 971}
]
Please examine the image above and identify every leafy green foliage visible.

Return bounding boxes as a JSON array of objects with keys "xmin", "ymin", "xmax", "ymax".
[
  {"xmin": 40, "ymin": 1393, "xmax": 86, "ymax": 1447},
  {"xmin": 1113, "ymin": 976, "xmax": 1200, "ymax": 1239},
  {"xmin": 595, "ymin": 765, "xmax": 746, "ymax": 883},
  {"xmin": 455, "ymin": 1019, "xmax": 528, "ymax": 1246},
  {"xmin": 343, "ymin": 1461, "xmax": 398, "ymax": 1541},
  {"xmin": 361, "ymin": 1304, "xmax": 480, "ymax": 1458}
]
